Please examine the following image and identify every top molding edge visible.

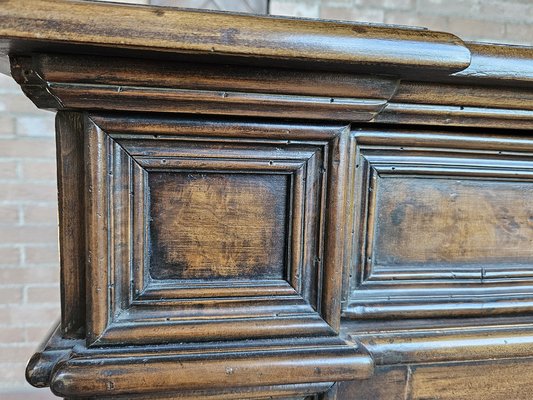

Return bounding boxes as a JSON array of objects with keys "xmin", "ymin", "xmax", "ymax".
[{"xmin": 0, "ymin": 0, "xmax": 472, "ymax": 77}]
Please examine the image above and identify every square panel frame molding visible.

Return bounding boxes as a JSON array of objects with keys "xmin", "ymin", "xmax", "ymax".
[
  {"xmin": 82, "ymin": 114, "xmax": 350, "ymax": 346},
  {"xmin": 345, "ymin": 128, "xmax": 533, "ymax": 320}
]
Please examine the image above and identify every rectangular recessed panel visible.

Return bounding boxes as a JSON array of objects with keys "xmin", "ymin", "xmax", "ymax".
[
  {"xmin": 149, "ymin": 172, "xmax": 289, "ymax": 280},
  {"xmin": 373, "ymin": 176, "xmax": 533, "ymax": 268}
]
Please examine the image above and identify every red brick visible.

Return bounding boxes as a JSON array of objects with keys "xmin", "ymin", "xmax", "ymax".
[
  {"xmin": 0, "ymin": 139, "xmax": 56, "ymax": 159},
  {"xmin": 0, "ymin": 327, "xmax": 26, "ymax": 343},
  {"xmin": 0, "ymin": 205, "xmax": 20, "ymax": 225},
  {"xmin": 26, "ymin": 285, "xmax": 60, "ymax": 304},
  {"xmin": 0, "ymin": 389, "xmax": 57, "ymax": 400},
  {"xmin": 0, "ymin": 73, "xmax": 21, "ymax": 93},
  {"xmin": 0, "ymin": 267, "xmax": 59, "ymax": 285},
  {"xmin": 506, "ymin": 23, "xmax": 533, "ymax": 45},
  {"xmin": 0, "ymin": 226, "xmax": 58, "ymax": 245},
  {"xmin": 16, "ymin": 116, "xmax": 55, "ymax": 138},
  {"xmin": 0, "ymin": 305, "xmax": 60, "ymax": 326},
  {"xmin": 0, "ymin": 93, "xmax": 40, "ymax": 114},
  {"xmin": 0, "ymin": 345, "xmax": 38, "ymax": 363},
  {"xmin": 0, "ymin": 247, "xmax": 21, "ymax": 266},
  {"xmin": 0, "ymin": 161, "xmax": 19, "ymax": 180},
  {"xmin": 448, "ymin": 17, "xmax": 507, "ymax": 41},
  {"xmin": 0, "ymin": 115, "xmax": 16, "ymax": 137},
  {"xmin": 320, "ymin": 5, "xmax": 385, "ymax": 22},
  {"xmin": 384, "ymin": 11, "xmax": 449, "ymax": 31},
  {"xmin": 479, "ymin": 0, "xmax": 532, "ymax": 23},
  {"xmin": 24, "ymin": 326, "xmax": 54, "ymax": 343},
  {"xmin": 357, "ymin": 0, "xmax": 415, "ymax": 10},
  {"xmin": 270, "ymin": 0, "xmax": 320, "ymax": 18},
  {"xmin": 0, "ymin": 286, "xmax": 22, "ymax": 304},
  {"xmin": 416, "ymin": 0, "xmax": 481, "ymax": 16},
  {"xmin": 0, "ymin": 183, "xmax": 57, "ymax": 202},
  {"xmin": 0, "ymin": 363, "xmax": 28, "ymax": 387},
  {"xmin": 319, "ymin": 5, "xmax": 351, "ymax": 20},
  {"xmin": 23, "ymin": 205, "xmax": 58, "ymax": 226},
  {"xmin": 24, "ymin": 245, "xmax": 59, "ymax": 265},
  {"xmin": 21, "ymin": 161, "xmax": 57, "ymax": 181}
]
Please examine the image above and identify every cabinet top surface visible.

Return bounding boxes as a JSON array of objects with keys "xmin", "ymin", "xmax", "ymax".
[{"xmin": 0, "ymin": 0, "xmax": 532, "ymax": 85}]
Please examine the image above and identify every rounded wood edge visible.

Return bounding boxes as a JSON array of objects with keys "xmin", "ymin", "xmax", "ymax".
[
  {"xmin": 454, "ymin": 42, "xmax": 533, "ymax": 85},
  {"xmin": 351, "ymin": 323, "xmax": 533, "ymax": 366},
  {"xmin": 49, "ymin": 345, "xmax": 373, "ymax": 398},
  {"xmin": 0, "ymin": 0, "xmax": 471, "ymax": 75},
  {"xmin": 25, "ymin": 322, "xmax": 76, "ymax": 389}
]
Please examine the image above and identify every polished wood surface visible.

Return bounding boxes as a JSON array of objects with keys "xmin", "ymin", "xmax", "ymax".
[
  {"xmin": 1, "ymin": 0, "xmax": 533, "ymax": 399},
  {"xmin": 0, "ymin": 0, "xmax": 470, "ymax": 76}
]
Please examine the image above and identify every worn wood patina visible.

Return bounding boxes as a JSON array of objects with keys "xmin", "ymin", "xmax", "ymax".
[{"xmin": 1, "ymin": 0, "xmax": 533, "ymax": 398}]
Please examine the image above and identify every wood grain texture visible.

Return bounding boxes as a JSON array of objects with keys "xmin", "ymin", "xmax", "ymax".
[
  {"xmin": 346, "ymin": 128, "xmax": 533, "ymax": 320},
  {"xmin": 7, "ymin": 2, "xmax": 533, "ymax": 399},
  {"xmin": 28, "ymin": 327, "xmax": 372, "ymax": 399},
  {"xmin": 375, "ymin": 102, "xmax": 533, "ymax": 130},
  {"xmin": 352, "ymin": 322, "xmax": 533, "ymax": 365},
  {"xmin": 0, "ymin": 0, "xmax": 471, "ymax": 76},
  {"xmin": 55, "ymin": 112, "xmax": 85, "ymax": 338},
  {"xmin": 149, "ymin": 172, "xmax": 288, "ymax": 281},
  {"xmin": 25, "ymin": 54, "xmax": 400, "ymax": 99},
  {"xmin": 10, "ymin": 54, "xmax": 395, "ymax": 121},
  {"xmin": 51, "ymin": 345, "xmax": 370, "ymax": 398},
  {"xmin": 78, "ymin": 114, "xmax": 348, "ymax": 346},
  {"xmin": 374, "ymin": 177, "xmax": 533, "ymax": 267},
  {"xmin": 336, "ymin": 358, "xmax": 533, "ymax": 400},
  {"xmin": 453, "ymin": 42, "xmax": 533, "ymax": 85}
]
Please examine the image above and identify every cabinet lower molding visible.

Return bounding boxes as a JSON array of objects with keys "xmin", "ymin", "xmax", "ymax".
[
  {"xmin": 27, "ymin": 324, "xmax": 372, "ymax": 399},
  {"xmin": 336, "ymin": 359, "xmax": 533, "ymax": 400}
]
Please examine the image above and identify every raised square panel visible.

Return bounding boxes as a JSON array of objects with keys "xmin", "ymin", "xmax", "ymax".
[
  {"xmin": 149, "ymin": 172, "xmax": 289, "ymax": 281},
  {"xmin": 345, "ymin": 129, "xmax": 533, "ymax": 319},
  {"xmin": 83, "ymin": 115, "xmax": 349, "ymax": 346},
  {"xmin": 374, "ymin": 177, "xmax": 533, "ymax": 268}
]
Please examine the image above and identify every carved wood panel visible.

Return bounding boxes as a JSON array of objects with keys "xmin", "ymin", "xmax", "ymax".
[
  {"xmin": 83, "ymin": 114, "xmax": 350, "ymax": 346},
  {"xmin": 344, "ymin": 128, "xmax": 533, "ymax": 319}
]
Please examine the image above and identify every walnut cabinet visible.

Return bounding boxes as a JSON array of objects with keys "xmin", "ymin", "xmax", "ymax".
[{"xmin": 1, "ymin": 1, "xmax": 533, "ymax": 398}]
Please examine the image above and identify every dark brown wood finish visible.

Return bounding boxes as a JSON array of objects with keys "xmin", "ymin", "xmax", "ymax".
[{"xmin": 1, "ymin": 1, "xmax": 533, "ymax": 399}]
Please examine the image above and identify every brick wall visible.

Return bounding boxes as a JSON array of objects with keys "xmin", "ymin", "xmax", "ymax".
[
  {"xmin": 269, "ymin": 0, "xmax": 533, "ymax": 45},
  {"xmin": 0, "ymin": 0, "xmax": 531, "ymax": 398},
  {"xmin": 0, "ymin": 74, "xmax": 60, "ymax": 399}
]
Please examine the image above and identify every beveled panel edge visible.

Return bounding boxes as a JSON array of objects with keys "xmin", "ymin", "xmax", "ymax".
[
  {"xmin": 353, "ymin": 127, "xmax": 533, "ymax": 151},
  {"xmin": 345, "ymin": 128, "xmax": 533, "ymax": 320},
  {"xmin": 93, "ymin": 114, "xmax": 350, "ymax": 140},
  {"xmin": 83, "ymin": 114, "xmax": 349, "ymax": 346},
  {"xmin": 0, "ymin": 0, "xmax": 470, "ymax": 76}
]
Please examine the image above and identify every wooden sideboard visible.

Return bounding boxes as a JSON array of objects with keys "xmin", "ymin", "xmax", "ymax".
[{"xmin": 1, "ymin": 1, "xmax": 533, "ymax": 399}]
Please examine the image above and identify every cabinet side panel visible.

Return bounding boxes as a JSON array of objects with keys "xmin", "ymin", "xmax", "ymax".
[{"xmin": 56, "ymin": 111, "xmax": 86, "ymax": 337}]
